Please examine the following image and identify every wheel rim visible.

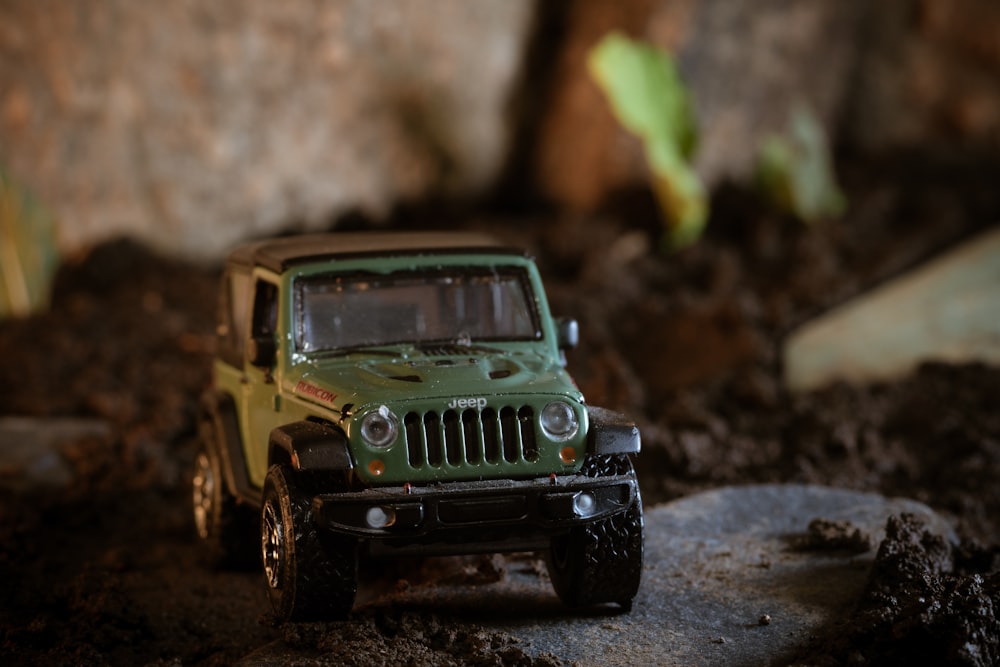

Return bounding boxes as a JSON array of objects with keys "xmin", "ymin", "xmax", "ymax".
[
  {"xmin": 192, "ymin": 452, "xmax": 214, "ymax": 539},
  {"xmin": 261, "ymin": 500, "xmax": 283, "ymax": 589}
]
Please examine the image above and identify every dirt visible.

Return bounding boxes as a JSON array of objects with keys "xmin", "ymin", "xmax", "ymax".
[
  {"xmin": 822, "ymin": 513, "xmax": 1000, "ymax": 667},
  {"xmin": 1, "ymin": 149, "xmax": 999, "ymax": 665}
]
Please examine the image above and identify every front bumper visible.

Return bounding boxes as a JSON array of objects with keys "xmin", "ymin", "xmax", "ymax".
[{"xmin": 311, "ymin": 472, "xmax": 638, "ymax": 557}]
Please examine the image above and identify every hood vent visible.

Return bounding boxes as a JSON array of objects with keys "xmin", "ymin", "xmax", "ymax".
[
  {"xmin": 421, "ymin": 344, "xmax": 471, "ymax": 356},
  {"xmin": 418, "ymin": 343, "xmax": 501, "ymax": 357},
  {"xmin": 388, "ymin": 374, "xmax": 422, "ymax": 383}
]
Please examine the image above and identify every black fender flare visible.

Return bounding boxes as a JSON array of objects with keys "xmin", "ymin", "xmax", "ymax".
[
  {"xmin": 268, "ymin": 421, "xmax": 354, "ymax": 472},
  {"xmin": 586, "ymin": 406, "xmax": 641, "ymax": 456},
  {"xmin": 199, "ymin": 390, "xmax": 254, "ymax": 503}
]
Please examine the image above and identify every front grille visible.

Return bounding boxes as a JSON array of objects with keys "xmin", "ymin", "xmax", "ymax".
[{"xmin": 404, "ymin": 406, "xmax": 538, "ymax": 468}]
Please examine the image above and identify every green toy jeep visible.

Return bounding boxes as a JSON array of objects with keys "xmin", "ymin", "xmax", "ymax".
[{"xmin": 192, "ymin": 232, "xmax": 643, "ymax": 621}]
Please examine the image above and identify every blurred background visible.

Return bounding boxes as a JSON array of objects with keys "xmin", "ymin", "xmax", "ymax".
[
  {"xmin": 2, "ymin": 0, "xmax": 998, "ymax": 260},
  {"xmin": 1, "ymin": 2, "xmax": 999, "ymax": 664}
]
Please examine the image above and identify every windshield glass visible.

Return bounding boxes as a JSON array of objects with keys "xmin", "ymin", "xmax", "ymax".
[{"xmin": 295, "ymin": 267, "xmax": 541, "ymax": 353}]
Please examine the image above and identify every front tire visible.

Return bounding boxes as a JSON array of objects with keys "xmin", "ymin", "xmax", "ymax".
[
  {"xmin": 546, "ymin": 456, "xmax": 644, "ymax": 610},
  {"xmin": 260, "ymin": 464, "xmax": 358, "ymax": 622}
]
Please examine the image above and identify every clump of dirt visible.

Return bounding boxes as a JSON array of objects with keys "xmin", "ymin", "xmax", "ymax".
[
  {"xmin": 796, "ymin": 518, "xmax": 876, "ymax": 554},
  {"xmin": 796, "ymin": 513, "xmax": 1000, "ymax": 666}
]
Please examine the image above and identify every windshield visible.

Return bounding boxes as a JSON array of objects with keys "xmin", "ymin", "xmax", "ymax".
[{"xmin": 295, "ymin": 267, "xmax": 541, "ymax": 353}]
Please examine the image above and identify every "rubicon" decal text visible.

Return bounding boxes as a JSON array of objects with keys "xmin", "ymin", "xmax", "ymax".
[{"xmin": 295, "ymin": 380, "xmax": 337, "ymax": 405}]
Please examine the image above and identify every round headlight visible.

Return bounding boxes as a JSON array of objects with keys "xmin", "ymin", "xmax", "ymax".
[
  {"xmin": 540, "ymin": 401, "xmax": 579, "ymax": 441},
  {"xmin": 360, "ymin": 405, "xmax": 398, "ymax": 448}
]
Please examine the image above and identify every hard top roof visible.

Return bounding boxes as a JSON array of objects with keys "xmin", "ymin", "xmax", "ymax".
[{"xmin": 227, "ymin": 231, "xmax": 526, "ymax": 273}]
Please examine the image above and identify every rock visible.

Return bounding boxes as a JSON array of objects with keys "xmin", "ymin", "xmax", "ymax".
[
  {"xmin": 476, "ymin": 485, "xmax": 954, "ymax": 666},
  {"xmin": 0, "ymin": 416, "xmax": 112, "ymax": 491},
  {"xmin": 846, "ymin": 0, "xmax": 1000, "ymax": 154},
  {"xmin": 0, "ymin": 0, "xmax": 534, "ymax": 260},
  {"xmin": 338, "ymin": 484, "xmax": 952, "ymax": 667},
  {"xmin": 783, "ymin": 226, "xmax": 1000, "ymax": 392}
]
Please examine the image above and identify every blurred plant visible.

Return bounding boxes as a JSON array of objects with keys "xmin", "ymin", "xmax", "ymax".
[
  {"xmin": 755, "ymin": 103, "xmax": 847, "ymax": 223},
  {"xmin": 588, "ymin": 32, "xmax": 707, "ymax": 250},
  {"xmin": 0, "ymin": 170, "xmax": 60, "ymax": 318}
]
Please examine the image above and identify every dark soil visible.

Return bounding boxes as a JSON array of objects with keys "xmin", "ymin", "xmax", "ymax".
[{"xmin": 1, "ymin": 150, "xmax": 998, "ymax": 665}]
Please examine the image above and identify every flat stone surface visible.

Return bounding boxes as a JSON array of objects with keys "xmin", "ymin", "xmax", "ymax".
[{"xmin": 356, "ymin": 484, "xmax": 953, "ymax": 666}]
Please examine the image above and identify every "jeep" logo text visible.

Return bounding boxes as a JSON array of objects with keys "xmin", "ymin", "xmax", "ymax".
[{"xmin": 447, "ymin": 397, "xmax": 488, "ymax": 410}]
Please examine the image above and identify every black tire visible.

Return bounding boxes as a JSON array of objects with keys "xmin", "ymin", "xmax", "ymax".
[
  {"xmin": 546, "ymin": 456, "xmax": 644, "ymax": 610},
  {"xmin": 192, "ymin": 419, "xmax": 257, "ymax": 568},
  {"xmin": 260, "ymin": 464, "xmax": 358, "ymax": 622}
]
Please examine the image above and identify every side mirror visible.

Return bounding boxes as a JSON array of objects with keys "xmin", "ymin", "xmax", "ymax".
[
  {"xmin": 556, "ymin": 318, "xmax": 579, "ymax": 351},
  {"xmin": 248, "ymin": 335, "xmax": 277, "ymax": 368}
]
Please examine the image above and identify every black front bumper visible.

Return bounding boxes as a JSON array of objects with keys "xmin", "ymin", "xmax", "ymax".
[{"xmin": 311, "ymin": 472, "xmax": 638, "ymax": 557}]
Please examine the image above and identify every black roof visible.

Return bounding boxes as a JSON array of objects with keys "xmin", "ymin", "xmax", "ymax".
[{"xmin": 227, "ymin": 231, "xmax": 525, "ymax": 273}]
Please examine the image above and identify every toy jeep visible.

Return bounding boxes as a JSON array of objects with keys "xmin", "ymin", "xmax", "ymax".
[{"xmin": 192, "ymin": 232, "xmax": 643, "ymax": 621}]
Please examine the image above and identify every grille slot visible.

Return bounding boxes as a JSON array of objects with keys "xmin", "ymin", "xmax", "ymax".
[{"xmin": 405, "ymin": 406, "xmax": 536, "ymax": 469}]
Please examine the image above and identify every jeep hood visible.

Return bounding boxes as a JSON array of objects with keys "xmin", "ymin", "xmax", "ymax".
[{"xmin": 288, "ymin": 348, "xmax": 580, "ymax": 410}]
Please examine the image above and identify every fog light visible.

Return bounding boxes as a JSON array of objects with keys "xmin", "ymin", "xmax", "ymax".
[
  {"xmin": 365, "ymin": 506, "xmax": 395, "ymax": 529},
  {"xmin": 572, "ymin": 492, "xmax": 597, "ymax": 517}
]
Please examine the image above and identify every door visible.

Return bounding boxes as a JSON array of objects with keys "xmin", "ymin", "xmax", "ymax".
[{"xmin": 241, "ymin": 276, "xmax": 282, "ymax": 488}]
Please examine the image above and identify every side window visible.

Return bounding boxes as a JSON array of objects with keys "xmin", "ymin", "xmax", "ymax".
[
  {"xmin": 251, "ymin": 279, "xmax": 278, "ymax": 344},
  {"xmin": 217, "ymin": 268, "xmax": 251, "ymax": 368}
]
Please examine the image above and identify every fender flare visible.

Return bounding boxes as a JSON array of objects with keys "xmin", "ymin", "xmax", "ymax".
[
  {"xmin": 268, "ymin": 421, "xmax": 354, "ymax": 472},
  {"xmin": 586, "ymin": 406, "xmax": 641, "ymax": 456},
  {"xmin": 199, "ymin": 390, "xmax": 254, "ymax": 503}
]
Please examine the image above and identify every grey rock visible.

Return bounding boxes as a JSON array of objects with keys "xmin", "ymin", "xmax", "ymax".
[
  {"xmin": 680, "ymin": 1, "xmax": 864, "ymax": 185},
  {"xmin": 0, "ymin": 0, "xmax": 534, "ymax": 260},
  {"xmin": 350, "ymin": 484, "xmax": 952, "ymax": 666},
  {"xmin": 0, "ymin": 416, "xmax": 112, "ymax": 490}
]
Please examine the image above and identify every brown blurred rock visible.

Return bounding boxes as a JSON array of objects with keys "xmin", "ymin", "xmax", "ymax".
[
  {"xmin": 533, "ymin": 0, "xmax": 662, "ymax": 211},
  {"xmin": 846, "ymin": 0, "xmax": 1000, "ymax": 153},
  {"xmin": 0, "ymin": 0, "xmax": 533, "ymax": 259}
]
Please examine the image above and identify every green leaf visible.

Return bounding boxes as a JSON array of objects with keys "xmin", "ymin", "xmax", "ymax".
[
  {"xmin": 755, "ymin": 103, "xmax": 847, "ymax": 223},
  {"xmin": 0, "ymin": 170, "xmax": 60, "ymax": 318},
  {"xmin": 588, "ymin": 32, "xmax": 706, "ymax": 249}
]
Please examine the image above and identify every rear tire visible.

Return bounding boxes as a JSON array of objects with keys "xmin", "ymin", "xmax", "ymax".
[
  {"xmin": 192, "ymin": 420, "xmax": 257, "ymax": 568},
  {"xmin": 546, "ymin": 456, "xmax": 644, "ymax": 610},
  {"xmin": 261, "ymin": 464, "xmax": 358, "ymax": 622}
]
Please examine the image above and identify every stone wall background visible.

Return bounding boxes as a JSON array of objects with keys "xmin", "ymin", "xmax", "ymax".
[
  {"xmin": 1, "ymin": 0, "xmax": 998, "ymax": 260},
  {"xmin": 0, "ymin": 0, "xmax": 533, "ymax": 259}
]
